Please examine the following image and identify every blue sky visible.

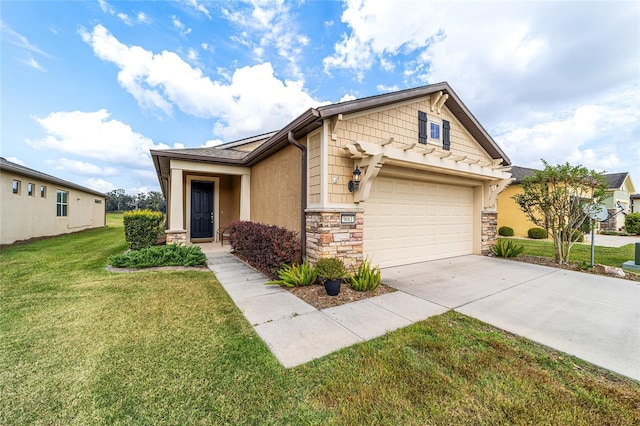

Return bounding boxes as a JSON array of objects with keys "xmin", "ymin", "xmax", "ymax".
[{"xmin": 2, "ymin": 0, "xmax": 639, "ymax": 194}]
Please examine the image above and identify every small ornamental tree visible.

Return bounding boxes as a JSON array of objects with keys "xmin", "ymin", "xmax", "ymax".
[{"xmin": 512, "ymin": 161, "xmax": 607, "ymax": 265}]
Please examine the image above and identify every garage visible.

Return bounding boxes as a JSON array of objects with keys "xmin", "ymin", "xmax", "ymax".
[{"xmin": 363, "ymin": 176, "xmax": 474, "ymax": 268}]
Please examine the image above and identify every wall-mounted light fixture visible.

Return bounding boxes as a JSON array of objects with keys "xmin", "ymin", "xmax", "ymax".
[{"xmin": 348, "ymin": 165, "xmax": 361, "ymax": 192}]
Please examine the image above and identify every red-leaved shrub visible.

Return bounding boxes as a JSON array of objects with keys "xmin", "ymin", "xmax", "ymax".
[{"xmin": 227, "ymin": 221, "xmax": 300, "ymax": 277}]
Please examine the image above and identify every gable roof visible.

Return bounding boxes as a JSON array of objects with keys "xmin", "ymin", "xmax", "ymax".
[
  {"xmin": 603, "ymin": 172, "xmax": 629, "ymax": 190},
  {"xmin": 0, "ymin": 157, "xmax": 106, "ymax": 197},
  {"xmin": 151, "ymin": 82, "xmax": 511, "ymax": 187}
]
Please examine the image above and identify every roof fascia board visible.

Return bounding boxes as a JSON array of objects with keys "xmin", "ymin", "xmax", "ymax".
[{"xmin": 0, "ymin": 162, "xmax": 106, "ymax": 197}]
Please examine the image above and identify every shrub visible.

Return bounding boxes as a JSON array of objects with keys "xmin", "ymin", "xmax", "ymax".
[
  {"xmin": 109, "ymin": 244, "xmax": 206, "ymax": 268},
  {"xmin": 490, "ymin": 239, "xmax": 524, "ymax": 258},
  {"xmin": 227, "ymin": 221, "xmax": 300, "ymax": 277},
  {"xmin": 528, "ymin": 227, "xmax": 548, "ymax": 239},
  {"xmin": 625, "ymin": 212, "xmax": 640, "ymax": 234},
  {"xmin": 348, "ymin": 258, "xmax": 381, "ymax": 292},
  {"xmin": 123, "ymin": 210, "xmax": 164, "ymax": 250},
  {"xmin": 266, "ymin": 261, "xmax": 317, "ymax": 287},
  {"xmin": 315, "ymin": 257, "xmax": 347, "ymax": 280},
  {"xmin": 498, "ymin": 226, "xmax": 514, "ymax": 237}
]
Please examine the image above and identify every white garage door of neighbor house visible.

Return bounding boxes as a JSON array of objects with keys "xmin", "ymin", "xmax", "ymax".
[{"xmin": 364, "ymin": 176, "xmax": 474, "ymax": 268}]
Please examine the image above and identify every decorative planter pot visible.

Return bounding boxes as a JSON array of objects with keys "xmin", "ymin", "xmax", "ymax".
[{"xmin": 324, "ymin": 279, "xmax": 341, "ymax": 296}]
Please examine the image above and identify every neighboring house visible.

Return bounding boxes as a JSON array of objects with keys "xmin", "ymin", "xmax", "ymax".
[
  {"xmin": 600, "ymin": 172, "xmax": 636, "ymax": 231},
  {"xmin": 0, "ymin": 157, "xmax": 106, "ymax": 246},
  {"xmin": 496, "ymin": 166, "xmax": 538, "ymax": 237},
  {"xmin": 497, "ymin": 166, "xmax": 636, "ymax": 236},
  {"xmin": 631, "ymin": 194, "xmax": 640, "ymax": 213},
  {"xmin": 150, "ymin": 82, "xmax": 512, "ymax": 268}
]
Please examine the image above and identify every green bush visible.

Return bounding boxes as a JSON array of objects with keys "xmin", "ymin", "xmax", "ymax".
[
  {"xmin": 348, "ymin": 258, "xmax": 381, "ymax": 292},
  {"xmin": 498, "ymin": 226, "xmax": 514, "ymax": 236},
  {"xmin": 528, "ymin": 227, "xmax": 548, "ymax": 239},
  {"xmin": 109, "ymin": 244, "xmax": 206, "ymax": 268},
  {"xmin": 315, "ymin": 257, "xmax": 347, "ymax": 280},
  {"xmin": 625, "ymin": 212, "xmax": 640, "ymax": 234},
  {"xmin": 565, "ymin": 229, "xmax": 584, "ymax": 242},
  {"xmin": 490, "ymin": 239, "xmax": 524, "ymax": 258},
  {"xmin": 123, "ymin": 210, "xmax": 164, "ymax": 250},
  {"xmin": 266, "ymin": 261, "xmax": 317, "ymax": 287}
]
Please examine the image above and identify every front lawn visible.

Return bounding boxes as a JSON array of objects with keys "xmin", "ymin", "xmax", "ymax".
[
  {"xmin": 510, "ymin": 237, "xmax": 637, "ymax": 268},
  {"xmin": 1, "ymin": 215, "xmax": 639, "ymax": 424}
]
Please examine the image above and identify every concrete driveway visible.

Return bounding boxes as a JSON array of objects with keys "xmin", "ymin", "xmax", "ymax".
[{"xmin": 383, "ymin": 255, "xmax": 640, "ymax": 382}]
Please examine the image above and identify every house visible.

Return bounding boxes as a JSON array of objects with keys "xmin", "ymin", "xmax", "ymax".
[
  {"xmin": 632, "ymin": 194, "xmax": 640, "ymax": 214},
  {"xmin": 497, "ymin": 166, "xmax": 636, "ymax": 235},
  {"xmin": 150, "ymin": 82, "xmax": 512, "ymax": 268},
  {"xmin": 496, "ymin": 166, "xmax": 539, "ymax": 237},
  {"xmin": 0, "ymin": 157, "xmax": 106, "ymax": 246},
  {"xmin": 600, "ymin": 172, "xmax": 636, "ymax": 231}
]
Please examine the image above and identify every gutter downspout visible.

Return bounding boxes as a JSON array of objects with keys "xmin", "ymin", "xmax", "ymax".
[{"xmin": 288, "ymin": 130, "xmax": 307, "ymax": 261}]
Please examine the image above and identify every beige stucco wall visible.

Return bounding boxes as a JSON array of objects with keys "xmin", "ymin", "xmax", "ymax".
[
  {"xmin": 250, "ymin": 144, "xmax": 302, "ymax": 234},
  {"xmin": 219, "ymin": 175, "xmax": 240, "ymax": 229},
  {"xmin": 329, "ymin": 99, "xmax": 493, "ymax": 205},
  {"xmin": 1, "ymin": 171, "xmax": 106, "ymax": 245}
]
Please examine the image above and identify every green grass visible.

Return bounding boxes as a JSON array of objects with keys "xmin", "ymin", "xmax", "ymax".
[
  {"xmin": 2, "ymin": 215, "xmax": 639, "ymax": 425},
  {"xmin": 507, "ymin": 237, "xmax": 637, "ymax": 267}
]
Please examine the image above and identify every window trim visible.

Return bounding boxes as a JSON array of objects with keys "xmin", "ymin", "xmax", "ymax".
[
  {"xmin": 27, "ymin": 183, "xmax": 34, "ymax": 197},
  {"xmin": 56, "ymin": 190, "xmax": 69, "ymax": 217},
  {"xmin": 12, "ymin": 180, "xmax": 21, "ymax": 195},
  {"xmin": 429, "ymin": 117, "xmax": 443, "ymax": 143},
  {"xmin": 40, "ymin": 185, "xmax": 47, "ymax": 198}
]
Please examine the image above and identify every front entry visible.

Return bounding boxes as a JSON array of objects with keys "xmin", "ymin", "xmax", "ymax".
[{"xmin": 191, "ymin": 181, "xmax": 214, "ymax": 239}]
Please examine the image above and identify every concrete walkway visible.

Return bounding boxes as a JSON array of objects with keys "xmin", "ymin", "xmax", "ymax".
[
  {"xmin": 205, "ymin": 250, "xmax": 640, "ymax": 381},
  {"xmin": 205, "ymin": 251, "xmax": 447, "ymax": 368}
]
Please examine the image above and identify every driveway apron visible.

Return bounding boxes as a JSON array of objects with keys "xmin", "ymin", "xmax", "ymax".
[{"xmin": 383, "ymin": 255, "xmax": 640, "ymax": 382}]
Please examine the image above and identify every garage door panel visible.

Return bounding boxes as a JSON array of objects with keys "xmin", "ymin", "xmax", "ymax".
[{"xmin": 364, "ymin": 177, "xmax": 473, "ymax": 268}]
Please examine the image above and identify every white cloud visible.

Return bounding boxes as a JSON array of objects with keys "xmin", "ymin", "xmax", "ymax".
[
  {"xmin": 80, "ymin": 25, "xmax": 326, "ymax": 140},
  {"xmin": 85, "ymin": 178, "xmax": 116, "ymax": 193},
  {"xmin": 137, "ymin": 12, "xmax": 150, "ymax": 24},
  {"xmin": 5, "ymin": 157, "xmax": 26, "ymax": 166},
  {"xmin": 202, "ymin": 139, "xmax": 224, "ymax": 147},
  {"xmin": 221, "ymin": 0, "xmax": 309, "ymax": 77},
  {"xmin": 172, "ymin": 15, "xmax": 192, "ymax": 36},
  {"xmin": 22, "ymin": 55, "xmax": 46, "ymax": 72},
  {"xmin": 183, "ymin": 0, "xmax": 211, "ymax": 18},
  {"xmin": 28, "ymin": 109, "xmax": 170, "ymax": 168},
  {"xmin": 496, "ymin": 86, "xmax": 640, "ymax": 173},
  {"xmin": 47, "ymin": 158, "xmax": 119, "ymax": 176},
  {"xmin": 1, "ymin": 20, "xmax": 52, "ymax": 58}
]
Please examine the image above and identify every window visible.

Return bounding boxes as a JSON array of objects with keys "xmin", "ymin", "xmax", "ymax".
[
  {"xmin": 56, "ymin": 190, "xmax": 68, "ymax": 217},
  {"xmin": 430, "ymin": 122, "xmax": 441, "ymax": 140},
  {"xmin": 41, "ymin": 185, "xmax": 47, "ymax": 198},
  {"xmin": 12, "ymin": 180, "xmax": 20, "ymax": 194},
  {"xmin": 27, "ymin": 183, "xmax": 34, "ymax": 196}
]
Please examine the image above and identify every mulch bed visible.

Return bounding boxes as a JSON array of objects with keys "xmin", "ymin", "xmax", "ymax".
[{"xmin": 288, "ymin": 282, "xmax": 396, "ymax": 310}]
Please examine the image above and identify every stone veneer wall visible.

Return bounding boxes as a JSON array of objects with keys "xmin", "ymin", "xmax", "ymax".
[
  {"xmin": 305, "ymin": 210, "xmax": 363, "ymax": 267},
  {"xmin": 165, "ymin": 229, "xmax": 187, "ymax": 245},
  {"xmin": 481, "ymin": 211, "xmax": 498, "ymax": 254}
]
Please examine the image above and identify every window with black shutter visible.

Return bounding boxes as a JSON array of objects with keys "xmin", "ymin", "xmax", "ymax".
[
  {"xmin": 418, "ymin": 111, "xmax": 427, "ymax": 144},
  {"xmin": 442, "ymin": 119, "xmax": 451, "ymax": 150}
]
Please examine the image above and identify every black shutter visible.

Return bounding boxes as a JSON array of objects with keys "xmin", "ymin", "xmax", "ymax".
[
  {"xmin": 442, "ymin": 119, "xmax": 450, "ymax": 150},
  {"xmin": 418, "ymin": 111, "xmax": 427, "ymax": 144}
]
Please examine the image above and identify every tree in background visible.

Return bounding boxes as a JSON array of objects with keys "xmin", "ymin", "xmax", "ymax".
[
  {"xmin": 106, "ymin": 190, "xmax": 166, "ymax": 213},
  {"xmin": 513, "ymin": 161, "xmax": 608, "ymax": 264}
]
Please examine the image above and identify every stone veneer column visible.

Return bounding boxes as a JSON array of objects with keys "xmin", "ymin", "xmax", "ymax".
[
  {"xmin": 481, "ymin": 210, "xmax": 498, "ymax": 254},
  {"xmin": 305, "ymin": 209, "xmax": 364, "ymax": 267}
]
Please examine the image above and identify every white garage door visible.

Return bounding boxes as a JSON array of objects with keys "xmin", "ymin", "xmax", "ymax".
[{"xmin": 364, "ymin": 176, "xmax": 474, "ymax": 268}]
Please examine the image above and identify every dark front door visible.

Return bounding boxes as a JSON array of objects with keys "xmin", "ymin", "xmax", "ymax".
[{"xmin": 191, "ymin": 181, "xmax": 214, "ymax": 239}]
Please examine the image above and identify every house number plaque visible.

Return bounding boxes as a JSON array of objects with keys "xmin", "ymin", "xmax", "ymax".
[{"xmin": 340, "ymin": 213, "xmax": 356, "ymax": 225}]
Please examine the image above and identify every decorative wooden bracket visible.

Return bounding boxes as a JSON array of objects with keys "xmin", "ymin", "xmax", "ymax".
[
  {"xmin": 484, "ymin": 178, "xmax": 513, "ymax": 210},
  {"xmin": 430, "ymin": 91, "xmax": 449, "ymax": 113},
  {"xmin": 353, "ymin": 153, "xmax": 387, "ymax": 203},
  {"xmin": 331, "ymin": 114, "xmax": 343, "ymax": 141}
]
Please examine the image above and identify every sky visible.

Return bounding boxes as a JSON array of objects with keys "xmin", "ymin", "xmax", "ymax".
[{"xmin": 1, "ymin": 0, "xmax": 639, "ymax": 195}]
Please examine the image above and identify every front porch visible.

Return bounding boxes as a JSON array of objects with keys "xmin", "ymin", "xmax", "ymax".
[{"xmin": 163, "ymin": 160, "xmax": 251, "ymax": 245}]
